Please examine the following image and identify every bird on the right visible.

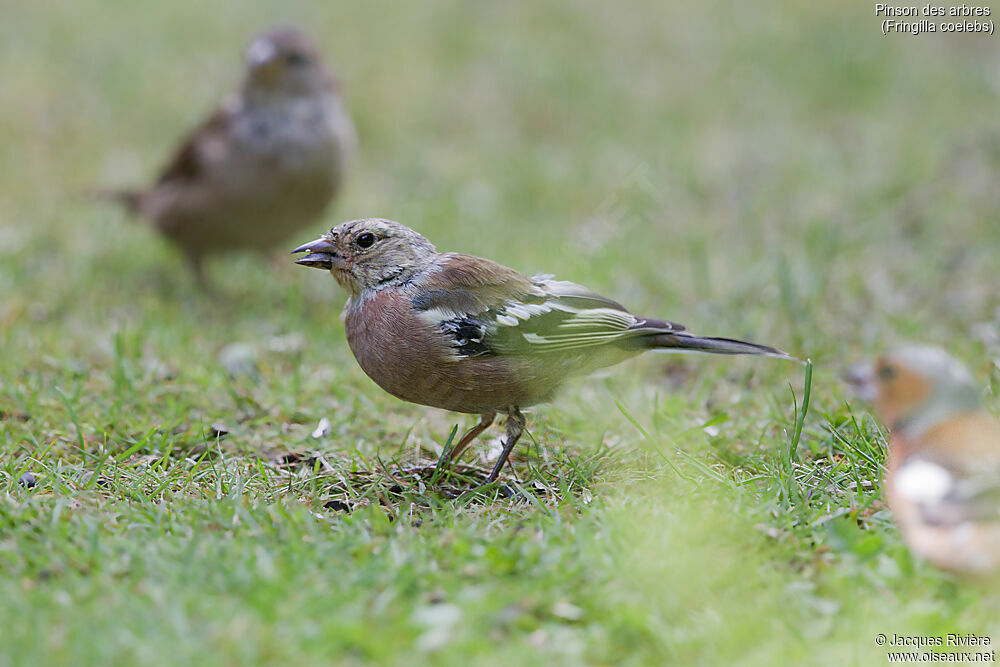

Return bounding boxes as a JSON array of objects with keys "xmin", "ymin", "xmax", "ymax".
[
  {"xmin": 103, "ymin": 27, "xmax": 356, "ymax": 287},
  {"xmin": 845, "ymin": 346, "xmax": 1000, "ymax": 574}
]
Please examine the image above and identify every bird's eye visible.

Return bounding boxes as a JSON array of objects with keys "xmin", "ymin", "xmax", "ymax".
[
  {"xmin": 878, "ymin": 366, "xmax": 896, "ymax": 380},
  {"xmin": 285, "ymin": 52, "xmax": 308, "ymax": 67},
  {"xmin": 356, "ymin": 232, "xmax": 376, "ymax": 249}
]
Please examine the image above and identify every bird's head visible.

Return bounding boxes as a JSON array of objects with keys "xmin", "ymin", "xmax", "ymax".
[
  {"xmin": 242, "ymin": 27, "xmax": 332, "ymax": 97},
  {"xmin": 845, "ymin": 345, "xmax": 983, "ymax": 435},
  {"xmin": 292, "ymin": 219, "xmax": 437, "ymax": 296}
]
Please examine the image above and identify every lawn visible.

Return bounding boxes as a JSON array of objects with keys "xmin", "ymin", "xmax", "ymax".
[{"xmin": 3, "ymin": 1, "xmax": 1000, "ymax": 664}]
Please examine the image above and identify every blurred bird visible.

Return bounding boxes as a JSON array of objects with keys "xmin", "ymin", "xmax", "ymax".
[
  {"xmin": 105, "ymin": 27, "xmax": 356, "ymax": 286},
  {"xmin": 293, "ymin": 218, "xmax": 792, "ymax": 485},
  {"xmin": 846, "ymin": 346, "xmax": 1000, "ymax": 573}
]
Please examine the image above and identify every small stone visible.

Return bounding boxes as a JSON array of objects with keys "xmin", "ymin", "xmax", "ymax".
[
  {"xmin": 311, "ymin": 417, "xmax": 332, "ymax": 439},
  {"xmin": 1, "ymin": 410, "xmax": 29, "ymax": 423},
  {"xmin": 218, "ymin": 342, "xmax": 258, "ymax": 376},
  {"xmin": 18, "ymin": 472, "xmax": 35, "ymax": 489},
  {"xmin": 528, "ymin": 629, "xmax": 548, "ymax": 647},
  {"xmin": 324, "ymin": 499, "xmax": 351, "ymax": 513},
  {"xmin": 79, "ymin": 471, "xmax": 110, "ymax": 488},
  {"xmin": 80, "ymin": 471, "xmax": 108, "ymax": 488},
  {"xmin": 551, "ymin": 601, "xmax": 584, "ymax": 621},
  {"xmin": 485, "ymin": 437, "xmax": 505, "ymax": 462},
  {"xmin": 267, "ymin": 333, "xmax": 306, "ymax": 354}
]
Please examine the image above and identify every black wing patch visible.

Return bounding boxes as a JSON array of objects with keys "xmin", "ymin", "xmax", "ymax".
[{"xmin": 439, "ymin": 316, "xmax": 492, "ymax": 357}]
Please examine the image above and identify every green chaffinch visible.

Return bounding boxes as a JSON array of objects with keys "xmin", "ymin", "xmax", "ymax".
[
  {"xmin": 847, "ymin": 346, "xmax": 1000, "ymax": 573},
  {"xmin": 105, "ymin": 27, "xmax": 356, "ymax": 286},
  {"xmin": 294, "ymin": 218, "xmax": 792, "ymax": 485}
]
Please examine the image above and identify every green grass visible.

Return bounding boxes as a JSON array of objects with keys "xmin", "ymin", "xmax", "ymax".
[{"xmin": 4, "ymin": 0, "xmax": 1000, "ymax": 664}]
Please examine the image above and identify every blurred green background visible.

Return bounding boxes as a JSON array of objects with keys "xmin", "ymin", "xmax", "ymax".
[{"xmin": 2, "ymin": 1, "xmax": 1000, "ymax": 664}]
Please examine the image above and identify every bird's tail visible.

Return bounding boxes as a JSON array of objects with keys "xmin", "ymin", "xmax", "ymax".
[
  {"xmin": 647, "ymin": 332, "xmax": 797, "ymax": 361},
  {"xmin": 85, "ymin": 188, "xmax": 145, "ymax": 216}
]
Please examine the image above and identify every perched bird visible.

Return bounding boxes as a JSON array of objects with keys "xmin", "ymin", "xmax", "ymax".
[
  {"xmin": 106, "ymin": 27, "xmax": 356, "ymax": 286},
  {"xmin": 846, "ymin": 346, "xmax": 1000, "ymax": 573},
  {"xmin": 293, "ymin": 218, "xmax": 791, "ymax": 485}
]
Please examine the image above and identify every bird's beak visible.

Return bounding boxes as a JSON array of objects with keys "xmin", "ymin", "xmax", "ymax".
[
  {"xmin": 842, "ymin": 361, "xmax": 878, "ymax": 402},
  {"xmin": 247, "ymin": 39, "xmax": 277, "ymax": 68},
  {"xmin": 292, "ymin": 236, "xmax": 346, "ymax": 271},
  {"xmin": 246, "ymin": 40, "xmax": 282, "ymax": 81}
]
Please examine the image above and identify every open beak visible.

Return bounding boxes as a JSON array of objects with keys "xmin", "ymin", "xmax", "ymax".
[
  {"xmin": 842, "ymin": 361, "xmax": 878, "ymax": 402},
  {"xmin": 291, "ymin": 236, "xmax": 345, "ymax": 271}
]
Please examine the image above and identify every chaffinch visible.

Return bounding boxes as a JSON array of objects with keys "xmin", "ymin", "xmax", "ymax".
[
  {"xmin": 105, "ymin": 27, "xmax": 356, "ymax": 286},
  {"xmin": 294, "ymin": 219, "xmax": 792, "ymax": 485},
  {"xmin": 846, "ymin": 346, "xmax": 1000, "ymax": 573}
]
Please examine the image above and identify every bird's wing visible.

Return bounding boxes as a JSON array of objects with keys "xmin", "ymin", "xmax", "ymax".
[
  {"xmin": 411, "ymin": 257, "xmax": 683, "ymax": 358},
  {"xmin": 510, "ymin": 276, "xmax": 687, "ymax": 353},
  {"xmin": 155, "ymin": 102, "xmax": 236, "ymax": 186},
  {"xmin": 409, "ymin": 253, "xmax": 544, "ymax": 319}
]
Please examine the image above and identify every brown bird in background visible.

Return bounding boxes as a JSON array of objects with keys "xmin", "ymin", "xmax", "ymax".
[
  {"xmin": 106, "ymin": 27, "xmax": 356, "ymax": 286},
  {"xmin": 293, "ymin": 219, "xmax": 792, "ymax": 486},
  {"xmin": 846, "ymin": 346, "xmax": 1000, "ymax": 574}
]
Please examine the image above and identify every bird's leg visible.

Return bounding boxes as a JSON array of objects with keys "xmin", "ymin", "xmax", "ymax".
[
  {"xmin": 484, "ymin": 407, "xmax": 525, "ymax": 484},
  {"xmin": 446, "ymin": 413, "xmax": 496, "ymax": 465},
  {"xmin": 187, "ymin": 255, "xmax": 209, "ymax": 292}
]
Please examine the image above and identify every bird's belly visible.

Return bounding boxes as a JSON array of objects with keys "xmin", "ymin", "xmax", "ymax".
[
  {"xmin": 344, "ymin": 295, "xmax": 560, "ymax": 414},
  {"xmin": 231, "ymin": 98, "xmax": 349, "ymax": 179},
  {"xmin": 154, "ymin": 185, "xmax": 333, "ymax": 256},
  {"xmin": 152, "ymin": 148, "xmax": 339, "ymax": 256},
  {"xmin": 886, "ymin": 473, "xmax": 1000, "ymax": 573}
]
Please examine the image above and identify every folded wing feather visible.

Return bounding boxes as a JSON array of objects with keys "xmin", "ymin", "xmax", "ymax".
[{"xmin": 411, "ymin": 256, "xmax": 684, "ymax": 358}]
